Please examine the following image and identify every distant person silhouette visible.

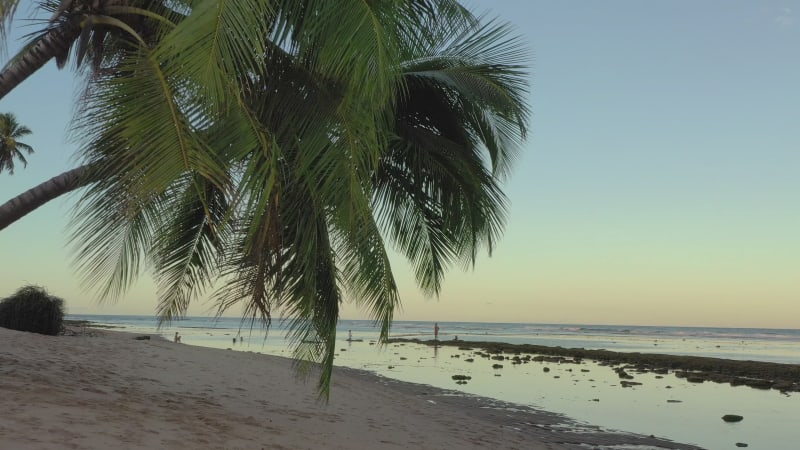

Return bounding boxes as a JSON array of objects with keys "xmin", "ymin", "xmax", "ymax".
[
  {"xmin": 434, "ymin": 322, "xmax": 440, "ymax": 341},
  {"xmin": 174, "ymin": 332, "xmax": 181, "ymax": 343}
]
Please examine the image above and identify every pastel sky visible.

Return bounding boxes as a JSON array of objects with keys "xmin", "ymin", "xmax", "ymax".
[{"xmin": 1, "ymin": 1, "xmax": 798, "ymax": 328}]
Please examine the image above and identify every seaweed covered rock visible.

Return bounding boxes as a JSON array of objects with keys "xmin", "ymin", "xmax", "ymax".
[{"xmin": 0, "ymin": 285, "xmax": 65, "ymax": 336}]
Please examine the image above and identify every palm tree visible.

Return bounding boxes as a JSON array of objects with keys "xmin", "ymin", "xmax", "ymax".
[
  {"xmin": 0, "ymin": 0, "xmax": 530, "ymax": 396},
  {"xmin": 0, "ymin": 0, "xmax": 179, "ymax": 100},
  {"xmin": 0, "ymin": 112, "xmax": 33, "ymax": 174},
  {"xmin": 0, "ymin": 164, "xmax": 90, "ymax": 230}
]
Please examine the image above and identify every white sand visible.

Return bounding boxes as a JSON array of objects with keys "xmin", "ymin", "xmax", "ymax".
[{"xmin": 0, "ymin": 327, "xmax": 696, "ymax": 449}]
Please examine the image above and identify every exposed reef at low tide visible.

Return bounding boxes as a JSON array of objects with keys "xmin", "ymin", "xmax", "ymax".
[{"xmin": 389, "ymin": 338, "xmax": 800, "ymax": 392}]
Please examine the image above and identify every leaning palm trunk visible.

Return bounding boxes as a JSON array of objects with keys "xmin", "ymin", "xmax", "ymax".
[
  {"xmin": 0, "ymin": 164, "xmax": 90, "ymax": 230},
  {"xmin": 0, "ymin": 22, "xmax": 81, "ymax": 100}
]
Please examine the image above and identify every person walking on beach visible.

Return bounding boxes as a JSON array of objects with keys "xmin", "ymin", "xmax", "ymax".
[{"xmin": 434, "ymin": 323, "xmax": 440, "ymax": 342}]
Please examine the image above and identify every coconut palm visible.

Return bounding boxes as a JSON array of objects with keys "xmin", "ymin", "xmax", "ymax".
[
  {"xmin": 0, "ymin": 164, "xmax": 90, "ymax": 230},
  {"xmin": 0, "ymin": 112, "xmax": 33, "ymax": 174},
  {"xmin": 0, "ymin": 0, "xmax": 530, "ymax": 396},
  {"xmin": 0, "ymin": 0, "xmax": 182, "ymax": 100}
]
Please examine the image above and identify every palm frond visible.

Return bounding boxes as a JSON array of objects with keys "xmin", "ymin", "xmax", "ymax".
[
  {"xmin": 399, "ymin": 18, "xmax": 530, "ymax": 178},
  {"xmin": 69, "ymin": 29, "xmax": 230, "ymax": 302},
  {"xmin": 331, "ymin": 189, "xmax": 399, "ymax": 341},
  {"xmin": 69, "ymin": 166, "xmax": 163, "ymax": 301},
  {"xmin": 279, "ymin": 198, "xmax": 341, "ymax": 399},
  {"xmin": 74, "ymin": 42, "xmax": 228, "ymax": 199},
  {"xmin": 155, "ymin": 0, "xmax": 271, "ymax": 113},
  {"xmin": 154, "ymin": 173, "xmax": 229, "ymax": 325},
  {"xmin": 370, "ymin": 13, "xmax": 528, "ymax": 296},
  {"xmin": 0, "ymin": 0, "xmax": 20, "ymax": 44}
]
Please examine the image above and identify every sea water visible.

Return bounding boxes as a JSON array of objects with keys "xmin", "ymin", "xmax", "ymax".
[{"xmin": 69, "ymin": 315, "xmax": 800, "ymax": 449}]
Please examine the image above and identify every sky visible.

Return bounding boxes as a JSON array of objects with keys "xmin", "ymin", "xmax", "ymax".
[{"xmin": 1, "ymin": 1, "xmax": 798, "ymax": 328}]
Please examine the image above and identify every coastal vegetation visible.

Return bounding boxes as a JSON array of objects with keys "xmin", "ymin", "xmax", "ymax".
[
  {"xmin": 0, "ymin": 1, "xmax": 530, "ymax": 395},
  {"xmin": 0, "ymin": 285, "xmax": 65, "ymax": 335},
  {"xmin": 0, "ymin": 112, "xmax": 33, "ymax": 175}
]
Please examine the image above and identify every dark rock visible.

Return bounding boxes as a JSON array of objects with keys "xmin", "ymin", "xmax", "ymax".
[
  {"xmin": 134, "ymin": 335, "xmax": 150, "ymax": 340},
  {"xmin": 492, "ymin": 364, "xmax": 503, "ymax": 369},
  {"xmin": 465, "ymin": 358, "xmax": 474, "ymax": 363},
  {"xmin": 722, "ymin": 414, "xmax": 744, "ymax": 423},
  {"xmin": 735, "ymin": 443, "xmax": 748, "ymax": 447},
  {"xmin": 616, "ymin": 369, "xmax": 634, "ymax": 380},
  {"xmin": 543, "ymin": 367, "xmax": 550, "ymax": 372},
  {"xmin": 749, "ymin": 379, "xmax": 774, "ymax": 390},
  {"xmin": 452, "ymin": 374, "xmax": 472, "ymax": 381},
  {"xmin": 666, "ymin": 400, "xmax": 682, "ymax": 403}
]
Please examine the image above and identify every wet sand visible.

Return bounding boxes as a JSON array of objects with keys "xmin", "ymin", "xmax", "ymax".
[{"xmin": 0, "ymin": 326, "xmax": 701, "ymax": 449}]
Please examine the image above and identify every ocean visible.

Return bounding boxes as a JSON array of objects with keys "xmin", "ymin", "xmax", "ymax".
[{"xmin": 69, "ymin": 315, "xmax": 800, "ymax": 449}]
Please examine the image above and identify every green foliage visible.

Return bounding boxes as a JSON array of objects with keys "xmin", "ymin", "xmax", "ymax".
[
  {"xmin": 1, "ymin": 0, "xmax": 531, "ymax": 397},
  {"xmin": 0, "ymin": 112, "xmax": 33, "ymax": 174},
  {"xmin": 0, "ymin": 285, "xmax": 65, "ymax": 335}
]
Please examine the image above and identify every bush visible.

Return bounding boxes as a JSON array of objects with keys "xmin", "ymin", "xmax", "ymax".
[{"xmin": 0, "ymin": 285, "xmax": 65, "ymax": 335}]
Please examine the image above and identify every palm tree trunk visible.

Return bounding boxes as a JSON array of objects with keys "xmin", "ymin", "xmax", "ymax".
[
  {"xmin": 0, "ymin": 23, "xmax": 81, "ymax": 101},
  {"xmin": 0, "ymin": 164, "xmax": 91, "ymax": 231}
]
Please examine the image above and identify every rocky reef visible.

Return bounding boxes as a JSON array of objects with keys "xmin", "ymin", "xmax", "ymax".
[{"xmin": 388, "ymin": 338, "xmax": 800, "ymax": 393}]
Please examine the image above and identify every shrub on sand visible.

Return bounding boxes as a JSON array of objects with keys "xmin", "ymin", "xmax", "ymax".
[{"xmin": 0, "ymin": 285, "xmax": 65, "ymax": 335}]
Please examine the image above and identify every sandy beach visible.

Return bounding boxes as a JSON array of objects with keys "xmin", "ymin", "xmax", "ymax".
[{"xmin": 0, "ymin": 326, "xmax": 703, "ymax": 450}]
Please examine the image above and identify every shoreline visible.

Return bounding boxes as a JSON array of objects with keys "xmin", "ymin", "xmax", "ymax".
[
  {"xmin": 389, "ymin": 338, "xmax": 800, "ymax": 393},
  {"xmin": 0, "ymin": 326, "xmax": 701, "ymax": 449}
]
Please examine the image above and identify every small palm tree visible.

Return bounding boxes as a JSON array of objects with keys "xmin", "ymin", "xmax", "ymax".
[{"xmin": 0, "ymin": 112, "xmax": 33, "ymax": 174}]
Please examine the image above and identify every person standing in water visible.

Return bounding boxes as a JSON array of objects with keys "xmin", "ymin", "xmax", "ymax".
[{"xmin": 434, "ymin": 322, "xmax": 440, "ymax": 342}]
